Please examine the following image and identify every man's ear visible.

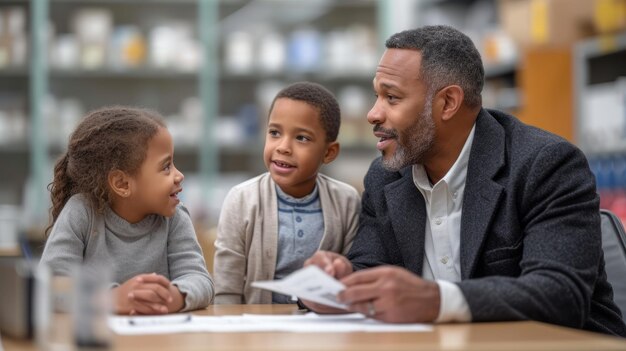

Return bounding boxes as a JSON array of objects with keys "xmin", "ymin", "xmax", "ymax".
[
  {"xmin": 435, "ymin": 85, "xmax": 464, "ymax": 122},
  {"xmin": 108, "ymin": 169, "xmax": 131, "ymax": 198},
  {"xmin": 323, "ymin": 141, "xmax": 340, "ymax": 164}
]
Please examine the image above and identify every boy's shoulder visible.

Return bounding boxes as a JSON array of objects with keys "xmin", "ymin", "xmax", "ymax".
[
  {"xmin": 228, "ymin": 173, "xmax": 272, "ymax": 196},
  {"xmin": 317, "ymin": 173, "xmax": 360, "ymax": 198}
]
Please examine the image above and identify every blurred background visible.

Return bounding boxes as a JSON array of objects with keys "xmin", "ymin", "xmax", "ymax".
[{"xmin": 0, "ymin": 0, "xmax": 625, "ymax": 260}]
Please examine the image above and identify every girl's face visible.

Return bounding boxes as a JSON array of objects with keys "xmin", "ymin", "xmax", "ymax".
[{"xmin": 129, "ymin": 127, "xmax": 184, "ymax": 220}]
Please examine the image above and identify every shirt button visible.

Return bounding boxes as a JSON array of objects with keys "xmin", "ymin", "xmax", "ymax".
[
  {"xmin": 440, "ymin": 256, "xmax": 449, "ymax": 264},
  {"xmin": 296, "ymin": 216, "xmax": 302, "ymax": 223},
  {"xmin": 434, "ymin": 217, "xmax": 442, "ymax": 225},
  {"xmin": 453, "ymin": 191, "xmax": 458, "ymax": 199},
  {"xmin": 297, "ymin": 230, "xmax": 304, "ymax": 238}
]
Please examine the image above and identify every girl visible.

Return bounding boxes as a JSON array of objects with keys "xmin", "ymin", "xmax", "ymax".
[{"xmin": 40, "ymin": 106, "xmax": 214, "ymax": 315}]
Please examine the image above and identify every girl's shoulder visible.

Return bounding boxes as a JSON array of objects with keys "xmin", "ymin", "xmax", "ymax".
[
  {"xmin": 51, "ymin": 193, "xmax": 97, "ymax": 241},
  {"xmin": 166, "ymin": 203, "xmax": 193, "ymax": 227},
  {"xmin": 62, "ymin": 193, "xmax": 96, "ymax": 217}
]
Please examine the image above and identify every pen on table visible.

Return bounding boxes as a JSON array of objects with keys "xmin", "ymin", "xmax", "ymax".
[{"xmin": 128, "ymin": 314, "xmax": 192, "ymax": 326}]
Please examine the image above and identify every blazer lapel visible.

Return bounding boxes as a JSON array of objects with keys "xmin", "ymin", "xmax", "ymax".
[
  {"xmin": 460, "ymin": 109, "xmax": 505, "ymax": 279},
  {"xmin": 385, "ymin": 168, "xmax": 426, "ymax": 276}
]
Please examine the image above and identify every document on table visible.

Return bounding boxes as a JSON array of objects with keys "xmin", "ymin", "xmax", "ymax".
[
  {"xmin": 251, "ymin": 265, "xmax": 347, "ymax": 309},
  {"xmin": 108, "ymin": 313, "xmax": 433, "ymax": 335}
]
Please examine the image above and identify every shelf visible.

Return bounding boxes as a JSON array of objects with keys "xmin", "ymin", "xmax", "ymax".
[
  {"xmin": 574, "ymin": 32, "xmax": 626, "ymax": 155},
  {"xmin": 49, "ymin": 0, "xmax": 196, "ymax": 4},
  {"xmin": 49, "ymin": 68, "xmax": 199, "ymax": 79},
  {"xmin": 484, "ymin": 59, "xmax": 517, "ymax": 79},
  {"xmin": 218, "ymin": 0, "xmax": 377, "ymax": 8},
  {"xmin": 3, "ymin": 0, "xmax": 382, "ymax": 226},
  {"xmin": 221, "ymin": 71, "xmax": 374, "ymax": 83},
  {"xmin": 0, "ymin": 67, "xmax": 28, "ymax": 78},
  {"xmin": 0, "ymin": 143, "xmax": 29, "ymax": 153}
]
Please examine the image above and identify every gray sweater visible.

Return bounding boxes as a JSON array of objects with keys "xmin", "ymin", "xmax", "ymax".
[{"xmin": 40, "ymin": 194, "xmax": 214, "ymax": 311}]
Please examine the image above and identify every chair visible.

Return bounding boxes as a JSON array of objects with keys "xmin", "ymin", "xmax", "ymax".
[{"xmin": 601, "ymin": 209, "xmax": 626, "ymax": 318}]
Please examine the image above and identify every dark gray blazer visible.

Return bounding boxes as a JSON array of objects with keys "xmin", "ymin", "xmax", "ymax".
[{"xmin": 347, "ymin": 108, "xmax": 626, "ymax": 336}]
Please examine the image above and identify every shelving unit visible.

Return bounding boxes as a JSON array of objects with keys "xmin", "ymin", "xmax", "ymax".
[
  {"xmin": 573, "ymin": 32, "xmax": 626, "ymax": 220},
  {"xmin": 1, "ymin": 0, "xmax": 385, "ymax": 235},
  {"xmin": 574, "ymin": 32, "xmax": 626, "ymax": 155},
  {"xmin": 0, "ymin": 2, "xmax": 30, "ymax": 208}
]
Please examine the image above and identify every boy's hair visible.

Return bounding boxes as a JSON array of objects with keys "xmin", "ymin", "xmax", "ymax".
[
  {"xmin": 385, "ymin": 25, "xmax": 484, "ymax": 108},
  {"xmin": 269, "ymin": 82, "xmax": 341, "ymax": 142},
  {"xmin": 46, "ymin": 106, "xmax": 165, "ymax": 235}
]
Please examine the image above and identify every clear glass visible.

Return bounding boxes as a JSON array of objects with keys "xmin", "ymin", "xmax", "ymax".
[{"xmin": 71, "ymin": 265, "xmax": 112, "ymax": 349}]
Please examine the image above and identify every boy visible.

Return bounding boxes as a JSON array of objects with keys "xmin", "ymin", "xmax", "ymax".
[{"xmin": 214, "ymin": 82, "xmax": 360, "ymax": 304}]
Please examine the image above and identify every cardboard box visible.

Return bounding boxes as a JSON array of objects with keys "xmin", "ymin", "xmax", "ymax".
[{"xmin": 498, "ymin": 0, "xmax": 596, "ymax": 47}]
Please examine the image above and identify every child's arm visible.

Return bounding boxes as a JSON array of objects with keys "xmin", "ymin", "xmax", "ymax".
[
  {"xmin": 213, "ymin": 187, "xmax": 249, "ymax": 304},
  {"xmin": 166, "ymin": 205, "xmax": 214, "ymax": 311}
]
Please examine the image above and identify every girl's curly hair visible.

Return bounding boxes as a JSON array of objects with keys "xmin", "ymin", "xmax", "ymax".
[{"xmin": 46, "ymin": 106, "xmax": 165, "ymax": 236}]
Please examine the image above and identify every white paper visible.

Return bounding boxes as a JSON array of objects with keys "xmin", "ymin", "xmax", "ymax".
[
  {"xmin": 251, "ymin": 265, "xmax": 347, "ymax": 309},
  {"xmin": 108, "ymin": 312, "xmax": 433, "ymax": 335}
]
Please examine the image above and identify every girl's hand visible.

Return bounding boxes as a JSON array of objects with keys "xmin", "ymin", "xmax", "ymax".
[
  {"xmin": 113, "ymin": 273, "xmax": 173, "ymax": 315},
  {"xmin": 166, "ymin": 284, "xmax": 185, "ymax": 313}
]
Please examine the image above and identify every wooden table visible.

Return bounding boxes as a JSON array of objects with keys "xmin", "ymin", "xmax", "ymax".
[{"xmin": 3, "ymin": 304, "xmax": 626, "ymax": 351}]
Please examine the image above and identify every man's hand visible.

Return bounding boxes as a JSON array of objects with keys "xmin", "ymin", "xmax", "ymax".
[
  {"xmin": 300, "ymin": 250, "xmax": 354, "ymax": 313},
  {"xmin": 338, "ymin": 266, "xmax": 441, "ymax": 323},
  {"xmin": 113, "ymin": 273, "xmax": 177, "ymax": 315},
  {"xmin": 304, "ymin": 250, "xmax": 353, "ymax": 279}
]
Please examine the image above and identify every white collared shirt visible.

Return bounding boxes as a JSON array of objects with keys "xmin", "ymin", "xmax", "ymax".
[{"xmin": 412, "ymin": 124, "xmax": 476, "ymax": 323}]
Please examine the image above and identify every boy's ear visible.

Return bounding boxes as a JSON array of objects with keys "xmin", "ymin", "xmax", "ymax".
[
  {"xmin": 108, "ymin": 169, "xmax": 131, "ymax": 198},
  {"xmin": 323, "ymin": 141, "xmax": 340, "ymax": 164}
]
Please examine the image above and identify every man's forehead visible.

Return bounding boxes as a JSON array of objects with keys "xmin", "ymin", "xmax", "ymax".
[{"xmin": 376, "ymin": 49, "xmax": 422, "ymax": 78}]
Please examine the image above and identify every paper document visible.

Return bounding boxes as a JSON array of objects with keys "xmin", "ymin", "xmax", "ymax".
[
  {"xmin": 251, "ymin": 265, "xmax": 347, "ymax": 309},
  {"xmin": 108, "ymin": 313, "xmax": 433, "ymax": 334}
]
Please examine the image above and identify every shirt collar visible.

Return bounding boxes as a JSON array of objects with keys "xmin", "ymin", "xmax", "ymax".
[{"xmin": 275, "ymin": 184, "xmax": 319, "ymax": 205}]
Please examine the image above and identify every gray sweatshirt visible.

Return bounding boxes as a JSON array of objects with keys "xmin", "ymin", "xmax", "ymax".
[{"xmin": 40, "ymin": 194, "xmax": 214, "ymax": 311}]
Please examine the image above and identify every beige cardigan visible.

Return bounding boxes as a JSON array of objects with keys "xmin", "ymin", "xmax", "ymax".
[{"xmin": 213, "ymin": 172, "xmax": 361, "ymax": 304}]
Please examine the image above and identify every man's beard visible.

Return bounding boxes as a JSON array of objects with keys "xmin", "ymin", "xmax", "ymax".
[{"xmin": 380, "ymin": 96, "xmax": 435, "ymax": 171}]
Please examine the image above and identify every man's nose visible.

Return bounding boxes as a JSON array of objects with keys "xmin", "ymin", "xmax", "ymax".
[{"xmin": 367, "ymin": 100, "xmax": 384, "ymax": 125}]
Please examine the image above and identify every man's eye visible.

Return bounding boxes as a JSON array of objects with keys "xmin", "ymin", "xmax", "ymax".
[
  {"xmin": 297, "ymin": 135, "xmax": 310, "ymax": 142},
  {"xmin": 269, "ymin": 130, "xmax": 279, "ymax": 137}
]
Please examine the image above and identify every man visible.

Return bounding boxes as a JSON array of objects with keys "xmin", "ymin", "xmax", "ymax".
[{"xmin": 305, "ymin": 25, "xmax": 626, "ymax": 336}]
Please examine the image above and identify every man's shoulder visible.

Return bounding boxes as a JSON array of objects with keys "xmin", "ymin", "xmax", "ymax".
[{"xmin": 485, "ymin": 108, "xmax": 570, "ymax": 146}]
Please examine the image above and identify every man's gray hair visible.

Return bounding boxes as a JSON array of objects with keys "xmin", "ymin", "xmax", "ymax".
[{"xmin": 385, "ymin": 25, "xmax": 484, "ymax": 108}]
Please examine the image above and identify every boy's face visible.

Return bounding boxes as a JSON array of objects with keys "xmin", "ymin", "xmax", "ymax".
[
  {"xmin": 264, "ymin": 98, "xmax": 338, "ymax": 198},
  {"xmin": 130, "ymin": 127, "xmax": 184, "ymax": 220}
]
